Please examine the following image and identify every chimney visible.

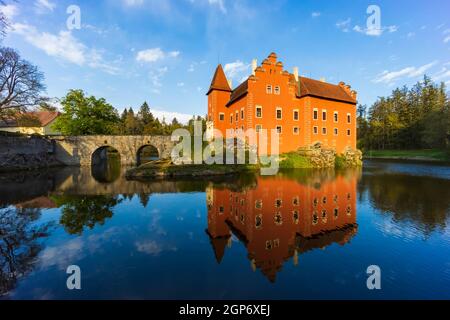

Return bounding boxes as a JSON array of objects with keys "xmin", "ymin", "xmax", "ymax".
[
  {"xmin": 293, "ymin": 67, "xmax": 299, "ymax": 82},
  {"xmin": 251, "ymin": 59, "xmax": 257, "ymax": 76}
]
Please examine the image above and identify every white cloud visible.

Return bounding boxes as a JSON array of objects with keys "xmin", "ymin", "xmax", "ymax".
[
  {"xmin": 149, "ymin": 66, "xmax": 168, "ymax": 90},
  {"xmin": 188, "ymin": 63, "xmax": 195, "ymax": 72},
  {"xmin": 312, "ymin": 12, "xmax": 321, "ymax": 18},
  {"xmin": 35, "ymin": 0, "xmax": 56, "ymax": 13},
  {"xmin": 353, "ymin": 24, "xmax": 398, "ymax": 37},
  {"xmin": 0, "ymin": 4, "xmax": 18, "ymax": 20},
  {"xmin": 151, "ymin": 108, "xmax": 194, "ymax": 124},
  {"xmin": 224, "ymin": 60, "xmax": 250, "ymax": 83},
  {"xmin": 373, "ymin": 61, "xmax": 438, "ymax": 84},
  {"xmin": 12, "ymin": 23, "xmax": 120, "ymax": 74},
  {"xmin": 136, "ymin": 48, "xmax": 180, "ymax": 63},
  {"xmin": 336, "ymin": 18, "xmax": 351, "ymax": 32},
  {"xmin": 123, "ymin": 0, "xmax": 144, "ymax": 6},
  {"xmin": 177, "ymin": 82, "xmax": 185, "ymax": 87},
  {"xmin": 433, "ymin": 67, "xmax": 450, "ymax": 81},
  {"xmin": 443, "ymin": 29, "xmax": 450, "ymax": 43},
  {"xmin": 208, "ymin": 0, "xmax": 226, "ymax": 14}
]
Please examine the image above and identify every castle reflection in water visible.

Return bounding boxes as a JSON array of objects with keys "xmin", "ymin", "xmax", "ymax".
[{"xmin": 206, "ymin": 172, "xmax": 358, "ymax": 282}]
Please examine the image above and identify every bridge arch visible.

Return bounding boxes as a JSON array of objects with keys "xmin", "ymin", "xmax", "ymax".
[{"xmin": 136, "ymin": 144, "xmax": 160, "ymax": 166}]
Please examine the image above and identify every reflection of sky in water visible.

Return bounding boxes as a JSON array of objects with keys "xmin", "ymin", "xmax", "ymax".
[{"xmin": 0, "ymin": 162, "xmax": 449, "ymax": 300}]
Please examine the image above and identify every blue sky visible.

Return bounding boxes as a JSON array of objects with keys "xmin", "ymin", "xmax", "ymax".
[{"xmin": 1, "ymin": 0, "xmax": 449, "ymax": 122}]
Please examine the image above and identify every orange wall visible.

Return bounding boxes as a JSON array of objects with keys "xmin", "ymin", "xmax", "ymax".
[
  {"xmin": 207, "ymin": 56, "xmax": 357, "ymax": 154},
  {"xmin": 206, "ymin": 173, "xmax": 358, "ymax": 281}
]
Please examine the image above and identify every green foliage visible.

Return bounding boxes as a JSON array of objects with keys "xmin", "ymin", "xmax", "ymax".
[
  {"xmin": 52, "ymin": 89, "xmax": 120, "ymax": 135},
  {"xmin": 334, "ymin": 155, "xmax": 346, "ymax": 168},
  {"xmin": 279, "ymin": 152, "xmax": 313, "ymax": 169},
  {"xmin": 358, "ymin": 76, "xmax": 450, "ymax": 151}
]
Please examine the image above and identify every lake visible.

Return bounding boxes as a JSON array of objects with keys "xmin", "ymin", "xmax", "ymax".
[{"xmin": 1, "ymin": 160, "xmax": 449, "ymax": 300}]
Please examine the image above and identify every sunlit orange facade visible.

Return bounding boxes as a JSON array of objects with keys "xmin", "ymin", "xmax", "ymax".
[
  {"xmin": 207, "ymin": 52, "xmax": 358, "ymax": 154},
  {"xmin": 206, "ymin": 172, "xmax": 358, "ymax": 282}
]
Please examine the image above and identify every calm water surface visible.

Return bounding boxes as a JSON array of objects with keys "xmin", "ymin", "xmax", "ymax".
[{"xmin": 1, "ymin": 160, "xmax": 449, "ymax": 299}]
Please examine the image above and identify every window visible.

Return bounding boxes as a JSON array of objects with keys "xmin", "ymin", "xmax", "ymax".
[
  {"xmin": 334, "ymin": 208, "xmax": 339, "ymax": 218},
  {"xmin": 347, "ymin": 113, "xmax": 351, "ymax": 124},
  {"xmin": 219, "ymin": 113, "xmax": 224, "ymax": 121},
  {"xmin": 322, "ymin": 197, "xmax": 327, "ymax": 204},
  {"xmin": 255, "ymin": 200, "xmax": 263, "ymax": 209},
  {"xmin": 276, "ymin": 108, "xmax": 282, "ymax": 120},
  {"xmin": 347, "ymin": 129, "xmax": 351, "ymax": 136},
  {"xmin": 241, "ymin": 109, "xmax": 244, "ymax": 120},
  {"xmin": 293, "ymin": 126, "xmax": 299, "ymax": 135},
  {"xmin": 313, "ymin": 108, "xmax": 318, "ymax": 120},
  {"xmin": 241, "ymin": 126, "xmax": 244, "ymax": 131},
  {"xmin": 334, "ymin": 128, "xmax": 338, "ymax": 136},
  {"xmin": 256, "ymin": 106, "xmax": 262, "ymax": 118},
  {"xmin": 219, "ymin": 206, "xmax": 224, "ymax": 213},
  {"xmin": 235, "ymin": 111, "xmax": 239, "ymax": 122},
  {"xmin": 255, "ymin": 215, "xmax": 262, "ymax": 229},
  {"xmin": 293, "ymin": 197, "xmax": 299, "ymax": 206},
  {"xmin": 275, "ymin": 199, "xmax": 282, "ymax": 208},
  {"xmin": 293, "ymin": 110, "xmax": 299, "ymax": 121},
  {"xmin": 230, "ymin": 115, "xmax": 233, "ymax": 124},
  {"xmin": 322, "ymin": 110, "xmax": 327, "ymax": 121},
  {"xmin": 313, "ymin": 126, "xmax": 318, "ymax": 134},
  {"xmin": 276, "ymin": 126, "xmax": 282, "ymax": 134},
  {"xmin": 256, "ymin": 125, "xmax": 262, "ymax": 133},
  {"xmin": 274, "ymin": 212, "xmax": 283, "ymax": 225},
  {"xmin": 322, "ymin": 127, "xmax": 327, "ymax": 135},
  {"xmin": 274, "ymin": 86, "xmax": 280, "ymax": 95},
  {"xmin": 266, "ymin": 85, "xmax": 272, "ymax": 94},
  {"xmin": 334, "ymin": 112, "xmax": 338, "ymax": 123},
  {"xmin": 293, "ymin": 210, "xmax": 299, "ymax": 224}
]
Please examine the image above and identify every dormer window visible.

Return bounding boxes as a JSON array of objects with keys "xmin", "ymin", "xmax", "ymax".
[{"xmin": 266, "ymin": 85, "xmax": 272, "ymax": 94}]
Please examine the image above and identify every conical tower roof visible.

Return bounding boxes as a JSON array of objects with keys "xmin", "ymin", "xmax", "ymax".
[{"xmin": 207, "ymin": 64, "xmax": 232, "ymax": 95}]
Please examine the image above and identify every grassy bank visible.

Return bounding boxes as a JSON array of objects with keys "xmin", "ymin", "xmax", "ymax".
[
  {"xmin": 125, "ymin": 159, "xmax": 258, "ymax": 180},
  {"xmin": 364, "ymin": 149, "xmax": 450, "ymax": 162}
]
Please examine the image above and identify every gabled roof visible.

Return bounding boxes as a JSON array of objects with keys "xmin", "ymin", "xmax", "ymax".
[
  {"xmin": 0, "ymin": 111, "xmax": 60, "ymax": 128},
  {"xmin": 207, "ymin": 64, "xmax": 232, "ymax": 95},
  {"xmin": 226, "ymin": 80, "xmax": 248, "ymax": 106},
  {"xmin": 297, "ymin": 76, "xmax": 356, "ymax": 104}
]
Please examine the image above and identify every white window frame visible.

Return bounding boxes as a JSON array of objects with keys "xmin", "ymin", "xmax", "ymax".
[
  {"xmin": 334, "ymin": 111, "xmax": 338, "ymax": 123},
  {"xmin": 313, "ymin": 108, "xmax": 318, "ymax": 120},
  {"xmin": 256, "ymin": 106, "xmax": 263, "ymax": 118},
  {"xmin": 313, "ymin": 126, "xmax": 318, "ymax": 135},
  {"xmin": 322, "ymin": 127, "xmax": 327, "ymax": 135},
  {"xmin": 334, "ymin": 128, "xmax": 338, "ymax": 136},
  {"xmin": 241, "ymin": 108, "xmax": 245, "ymax": 120},
  {"xmin": 274, "ymin": 86, "xmax": 280, "ymax": 95},
  {"xmin": 276, "ymin": 125, "xmax": 282, "ymax": 134},
  {"xmin": 347, "ymin": 129, "xmax": 351, "ymax": 136},
  {"xmin": 276, "ymin": 107, "xmax": 283, "ymax": 120},
  {"xmin": 293, "ymin": 109, "xmax": 299, "ymax": 121},
  {"xmin": 347, "ymin": 113, "xmax": 351, "ymax": 124},
  {"xmin": 219, "ymin": 113, "xmax": 225, "ymax": 121},
  {"xmin": 293, "ymin": 126, "xmax": 299, "ymax": 135},
  {"xmin": 322, "ymin": 110, "xmax": 327, "ymax": 121},
  {"xmin": 235, "ymin": 111, "xmax": 239, "ymax": 122},
  {"xmin": 256, "ymin": 124, "xmax": 262, "ymax": 133},
  {"xmin": 266, "ymin": 85, "xmax": 272, "ymax": 94}
]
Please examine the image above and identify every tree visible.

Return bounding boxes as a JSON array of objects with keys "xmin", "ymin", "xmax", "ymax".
[
  {"xmin": 0, "ymin": 47, "xmax": 46, "ymax": 116},
  {"xmin": 52, "ymin": 89, "xmax": 120, "ymax": 135}
]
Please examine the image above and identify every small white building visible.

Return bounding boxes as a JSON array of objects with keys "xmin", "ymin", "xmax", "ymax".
[{"xmin": 0, "ymin": 111, "xmax": 61, "ymax": 136}]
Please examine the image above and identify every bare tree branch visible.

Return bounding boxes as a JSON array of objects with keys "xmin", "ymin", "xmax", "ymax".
[{"xmin": 0, "ymin": 47, "xmax": 47, "ymax": 116}]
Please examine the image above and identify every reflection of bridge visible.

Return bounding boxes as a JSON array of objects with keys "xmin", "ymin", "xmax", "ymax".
[{"xmin": 52, "ymin": 135, "xmax": 175, "ymax": 166}]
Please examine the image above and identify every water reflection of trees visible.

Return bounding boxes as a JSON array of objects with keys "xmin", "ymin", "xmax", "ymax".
[
  {"xmin": 0, "ymin": 208, "xmax": 52, "ymax": 296},
  {"xmin": 52, "ymin": 195, "xmax": 122, "ymax": 235},
  {"xmin": 359, "ymin": 174, "xmax": 450, "ymax": 234}
]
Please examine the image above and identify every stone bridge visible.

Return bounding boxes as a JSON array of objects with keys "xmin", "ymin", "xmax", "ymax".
[{"xmin": 52, "ymin": 135, "xmax": 175, "ymax": 166}]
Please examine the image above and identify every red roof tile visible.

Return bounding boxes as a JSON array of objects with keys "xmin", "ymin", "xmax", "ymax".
[
  {"xmin": 0, "ymin": 111, "xmax": 60, "ymax": 128},
  {"xmin": 207, "ymin": 64, "xmax": 232, "ymax": 95}
]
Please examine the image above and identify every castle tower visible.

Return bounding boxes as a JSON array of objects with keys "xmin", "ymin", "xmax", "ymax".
[{"xmin": 207, "ymin": 65, "xmax": 232, "ymax": 137}]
